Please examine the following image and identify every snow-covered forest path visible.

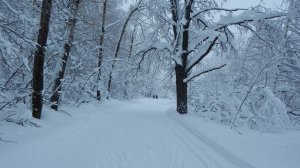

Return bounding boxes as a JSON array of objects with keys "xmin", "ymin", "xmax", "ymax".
[{"xmin": 1, "ymin": 99, "xmax": 255, "ymax": 168}]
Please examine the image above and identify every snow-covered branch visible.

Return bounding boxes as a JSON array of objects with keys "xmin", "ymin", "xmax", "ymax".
[
  {"xmin": 214, "ymin": 12, "xmax": 285, "ymax": 31},
  {"xmin": 186, "ymin": 36, "xmax": 218, "ymax": 72},
  {"xmin": 184, "ymin": 64, "xmax": 226, "ymax": 83},
  {"xmin": 136, "ymin": 42, "xmax": 174, "ymax": 70},
  {"xmin": 105, "ymin": 18, "xmax": 125, "ymax": 29},
  {"xmin": 192, "ymin": 7, "xmax": 247, "ymax": 19}
]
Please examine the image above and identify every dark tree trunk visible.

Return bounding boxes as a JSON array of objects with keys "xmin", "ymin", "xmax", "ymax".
[
  {"xmin": 32, "ymin": 0, "xmax": 52, "ymax": 119},
  {"xmin": 107, "ymin": 70, "xmax": 113, "ymax": 99},
  {"xmin": 175, "ymin": 65, "xmax": 187, "ymax": 114},
  {"xmin": 123, "ymin": 81, "xmax": 128, "ymax": 99},
  {"xmin": 49, "ymin": 43, "xmax": 70, "ymax": 110},
  {"xmin": 174, "ymin": 0, "xmax": 192, "ymax": 114},
  {"xmin": 96, "ymin": 0, "xmax": 107, "ymax": 101},
  {"xmin": 96, "ymin": 30, "xmax": 104, "ymax": 101},
  {"xmin": 50, "ymin": 0, "xmax": 80, "ymax": 111}
]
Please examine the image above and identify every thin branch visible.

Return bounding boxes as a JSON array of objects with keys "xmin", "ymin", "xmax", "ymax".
[
  {"xmin": 186, "ymin": 36, "xmax": 218, "ymax": 72},
  {"xmin": 185, "ymin": 64, "xmax": 226, "ymax": 83},
  {"xmin": 288, "ymin": 111, "xmax": 300, "ymax": 117},
  {"xmin": 237, "ymin": 24, "xmax": 267, "ymax": 43},
  {"xmin": 137, "ymin": 47, "xmax": 157, "ymax": 70},
  {"xmin": 215, "ymin": 14, "xmax": 285, "ymax": 31},
  {"xmin": 3, "ymin": 64, "xmax": 24, "ymax": 88},
  {"xmin": 192, "ymin": 8, "xmax": 247, "ymax": 19},
  {"xmin": 196, "ymin": 18, "xmax": 208, "ymax": 30},
  {"xmin": 232, "ymin": 56, "xmax": 284, "ymax": 126},
  {"xmin": 135, "ymin": 43, "xmax": 175, "ymax": 70},
  {"xmin": 0, "ymin": 137, "xmax": 17, "ymax": 143},
  {"xmin": 104, "ymin": 17, "xmax": 125, "ymax": 29},
  {"xmin": 1, "ymin": 25, "xmax": 36, "ymax": 48}
]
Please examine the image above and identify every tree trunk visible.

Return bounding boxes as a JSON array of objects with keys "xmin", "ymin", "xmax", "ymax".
[
  {"xmin": 174, "ymin": 0, "xmax": 192, "ymax": 114},
  {"xmin": 123, "ymin": 81, "xmax": 128, "ymax": 99},
  {"xmin": 32, "ymin": 0, "xmax": 52, "ymax": 119},
  {"xmin": 123, "ymin": 26, "xmax": 136, "ymax": 100},
  {"xmin": 50, "ymin": 0, "xmax": 80, "ymax": 111},
  {"xmin": 175, "ymin": 64, "xmax": 187, "ymax": 114},
  {"xmin": 96, "ymin": 0, "xmax": 107, "ymax": 101}
]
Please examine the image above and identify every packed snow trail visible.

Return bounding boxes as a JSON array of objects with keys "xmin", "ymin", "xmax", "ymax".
[{"xmin": 1, "ymin": 99, "xmax": 254, "ymax": 168}]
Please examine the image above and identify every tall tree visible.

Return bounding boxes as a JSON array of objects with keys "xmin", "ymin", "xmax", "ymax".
[
  {"xmin": 50, "ymin": 0, "xmax": 81, "ymax": 110},
  {"xmin": 143, "ymin": 0, "xmax": 282, "ymax": 114},
  {"xmin": 32, "ymin": 0, "xmax": 53, "ymax": 119},
  {"xmin": 96, "ymin": 0, "xmax": 108, "ymax": 101},
  {"xmin": 168, "ymin": 0, "xmax": 225, "ymax": 114},
  {"xmin": 123, "ymin": 25, "xmax": 136, "ymax": 99}
]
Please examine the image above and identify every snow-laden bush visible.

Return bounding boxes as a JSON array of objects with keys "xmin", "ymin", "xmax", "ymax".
[
  {"xmin": 191, "ymin": 91, "xmax": 241, "ymax": 125},
  {"xmin": 191, "ymin": 86, "xmax": 289, "ymax": 131},
  {"xmin": 1, "ymin": 103, "xmax": 41, "ymax": 127},
  {"xmin": 246, "ymin": 87, "xmax": 289, "ymax": 131}
]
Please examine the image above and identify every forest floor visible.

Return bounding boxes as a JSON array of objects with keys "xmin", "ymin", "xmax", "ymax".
[{"xmin": 0, "ymin": 99, "xmax": 300, "ymax": 168}]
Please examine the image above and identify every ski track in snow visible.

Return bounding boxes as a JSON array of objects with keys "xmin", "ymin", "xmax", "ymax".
[
  {"xmin": 1, "ymin": 99, "xmax": 254, "ymax": 168},
  {"xmin": 165, "ymin": 112, "xmax": 254, "ymax": 168}
]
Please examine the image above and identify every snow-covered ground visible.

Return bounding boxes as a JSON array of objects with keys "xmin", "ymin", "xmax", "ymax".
[{"xmin": 0, "ymin": 99, "xmax": 299, "ymax": 168}]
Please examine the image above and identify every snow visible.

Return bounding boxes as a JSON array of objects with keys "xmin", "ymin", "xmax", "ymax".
[
  {"xmin": 22, "ymin": 57, "xmax": 31, "ymax": 72},
  {"xmin": 1, "ymin": 0, "xmax": 21, "ymax": 15},
  {"xmin": 216, "ymin": 10, "xmax": 265, "ymax": 26},
  {"xmin": 0, "ymin": 31, "xmax": 15, "ymax": 55},
  {"xmin": 178, "ymin": 114, "xmax": 300, "ymax": 168},
  {"xmin": 152, "ymin": 42, "xmax": 172, "ymax": 51},
  {"xmin": 1, "ymin": 99, "xmax": 300, "ymax": 168},
  {"xmin": 254, "ymin": 87, "xmax": 290, "ymax": 130},
  {"xmin": 0, "ymin": 0, "xmax": 37, "ymax": 23}
]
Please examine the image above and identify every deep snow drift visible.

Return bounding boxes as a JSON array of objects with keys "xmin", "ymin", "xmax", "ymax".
[{"xmin": 0, "ymin": 99, "xmax": 299, "ymax": 168}]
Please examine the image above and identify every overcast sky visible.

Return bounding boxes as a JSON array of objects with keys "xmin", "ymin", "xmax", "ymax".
[
  {"xmin": 122, "ymin": 0, "xmax": 284, "ymax": 10},
  {"xmin": 224, "ymin": 0, "xmax": 283, "ymax": 9}
]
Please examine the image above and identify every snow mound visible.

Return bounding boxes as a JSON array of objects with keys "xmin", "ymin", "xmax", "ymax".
[
  {"xmin": 247, "ymin": 87, "xmax": 289, "ymax": 132},
  {"xmin": 191, "ymin": 86, "xmax": 289, "ymax": 131},
  {"xmin": 1, "ymin": 104, "xmax": 41, "ymax": 127}
]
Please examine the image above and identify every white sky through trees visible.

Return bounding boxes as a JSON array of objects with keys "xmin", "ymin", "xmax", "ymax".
[
  {"xmin": 122, "ymin": 0, "xmax": 284, "ymax": 10},
  {"xmin": 224, "ymin": 0, "xmax": 283, "ymax": 8}
]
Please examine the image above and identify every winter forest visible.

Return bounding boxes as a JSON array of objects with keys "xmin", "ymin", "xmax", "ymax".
[{"xmin": 1, "ymin": 0, "xmax": 300, "ymax": 168}]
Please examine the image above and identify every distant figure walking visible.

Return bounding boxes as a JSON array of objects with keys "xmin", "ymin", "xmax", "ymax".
[{"xmin": 152, "ymin": 95, "xmax": 158, "ymax": 99}]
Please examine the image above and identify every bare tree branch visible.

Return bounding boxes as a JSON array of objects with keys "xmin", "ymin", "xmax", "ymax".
[
  {"xmin": 186, "ymin": 36, "xmax": 218, "ymax": 72},
  {"xmin": 192, "ymin": 8, "xmax": 247, "ymax": 19},
  {"xmin": 215, "ymin": 14, "xmax": 285, "ymax": 31},
  {"xmin": 184, "ymin": 64, "xmax": 226, "ymax": 83}
]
